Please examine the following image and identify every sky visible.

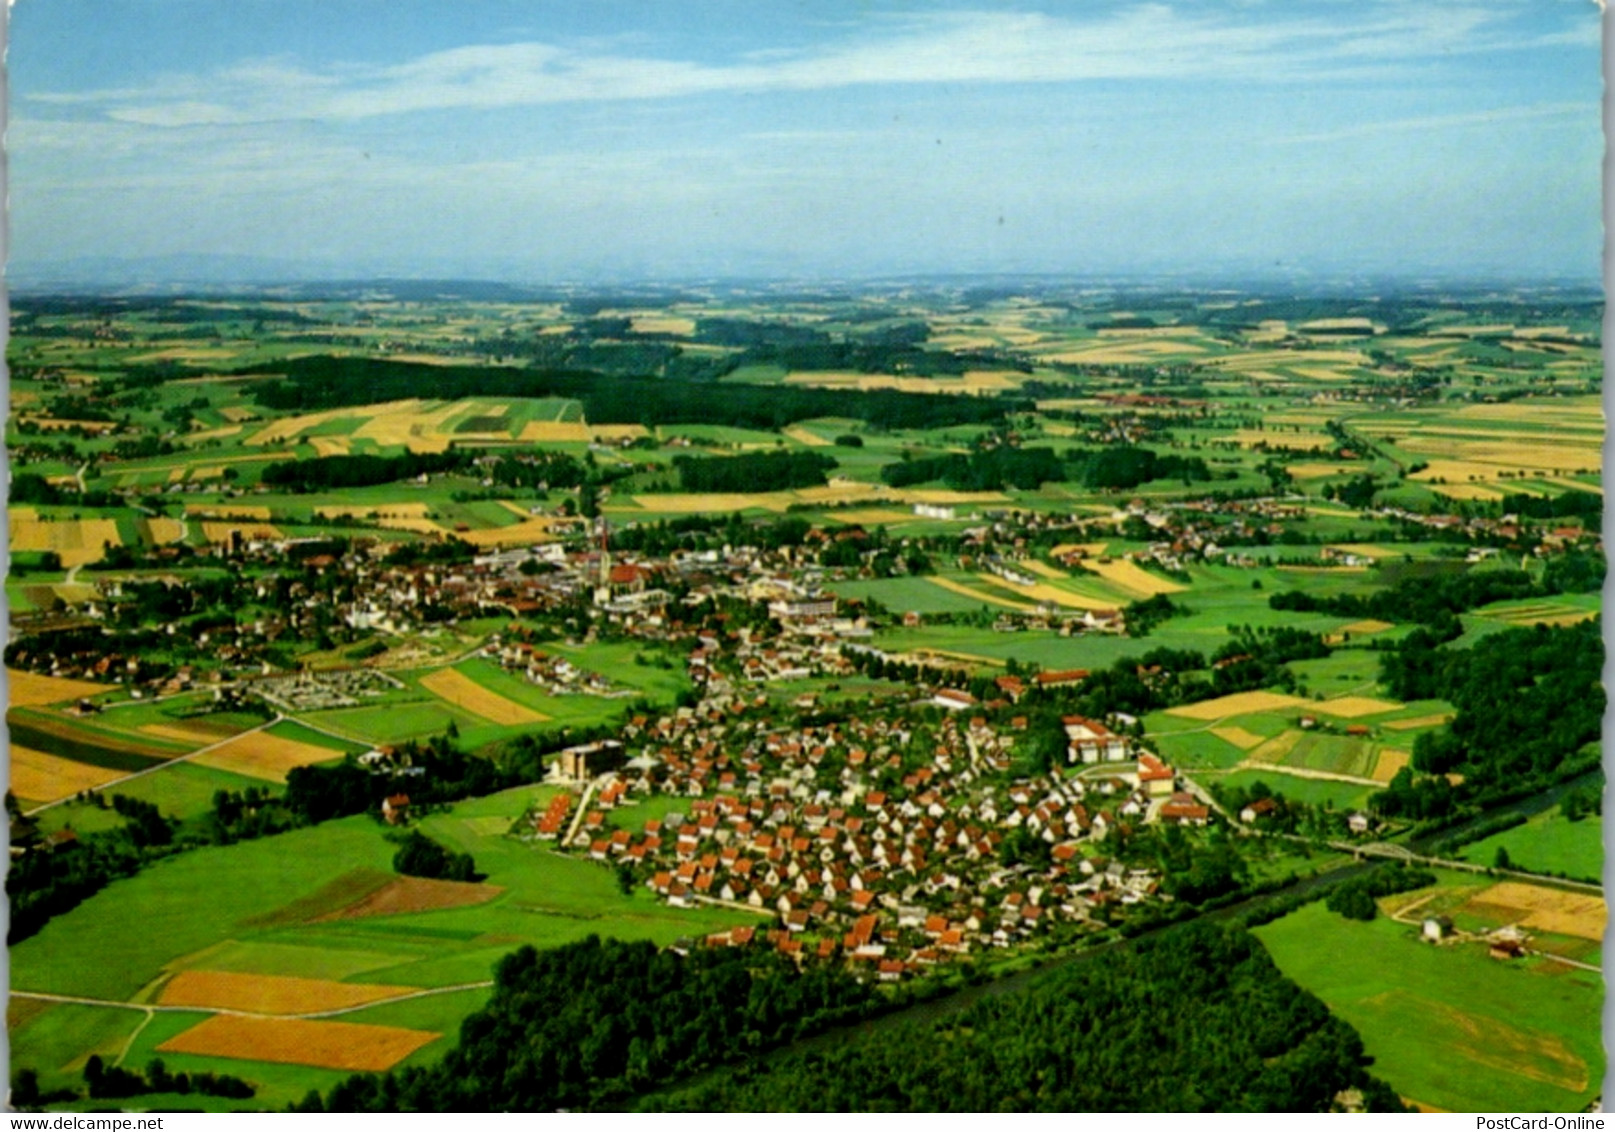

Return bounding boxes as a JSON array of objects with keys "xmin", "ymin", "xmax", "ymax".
[{"xmin": 4, "ymin": 0, "xmax": 1606, "ymax": 284}]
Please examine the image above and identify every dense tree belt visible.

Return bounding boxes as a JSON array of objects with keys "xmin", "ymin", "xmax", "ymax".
[
  {"xmin": 880, "ymin": 444, "xmax": 1211, "ymax": 492},
  {"xmin": 672, "ymin": 450, "xmax": 837, "ymax": 493},
  {"xmin": 1500, "ymin": 490, "xmax": 1603, "ymax": 533},
  {"xmin": 1269, "ymin": 567, "xmax": 1544, "ymax": 627},
  {"xmin": 1378, "ymin": 618, "xmax": 1602, "ymax": 793},
  {"xmin": 648, "ymin": 922, "xmax": 1405, "ymax": 1112},
  {"xmin": 260, "ymin": 450, "xmax": 473, "ymax": 491},
  {"xmin": 243, "ymin": 356, "xmax": 1028, "ymax": 430},
  {"xmin": 392, "ymin": 831, "xmax": 477, "ymax": 882},
  {"xmin": 299, "ymin": 935, "xmax": 881, "ymax": 1111}
]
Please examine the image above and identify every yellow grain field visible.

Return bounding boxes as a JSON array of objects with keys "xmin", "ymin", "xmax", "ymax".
[
  {"xmin": 418, "ymin": 668, "xmax": 549, "ymax": 726},
  {"xmin": 1286, "ymin": 463, "xmax": 1363, "ymax": 479},
  {"xmin": 158, "ymin": 970, "xmax": 418, "ymax": 1015},
  {"xmin": 201, "ymin": 522, "xmax": 283, "ymax": 544},
  {"xmin": 309, "ymin": 436, "xmax": 351, "ymax": 457},
  {"xmin": 1340, "ymin": 619, "xmax": 1395, "ymax": 635},
  {"xmin": 973, "ymin": 575, "xmax": 1113, "ymax": 610},
  {"xmin": 784, "ymin": 427, "xmax": 832, "ymax": 447},
  {"xmin": 1311, "ymin": 696, "xmax": 1403, "ymax": 718},
  {"xmin": 139, "ymin": 518, "xmax": 187, "ymax": 545},
  {"xmin": 10, "ymin": 516, "xmax": 122, "ymax": 567},
  {"xmin": 1465, "ymin": 883, "xmax": 1606, "ymax": 942},
  {"xmin": 1372, "ymin": 748, "xmax": 1411, "ymax": 783},
  {"xmin": 833, "ymin": 509, "xmax": 918, "ymax": 525},
  {"xmin": 925, "ymin": 576, "xmax": 1036, "ymax": 611},
  {"xmin": 902, "ymin": 489, "xmax": 1009, "ymax": 505},
  {"xmin": 630, "ymin": 315, "xmax": 697, "ymax": 335},
  {"xmin": 634, "ymin": 493, "xmax": 792, "ymax": 513},
  {"xmin": 1245, "ymin": 730, "xmax": 1304, "ymax": 765},
  {"xmin": 518, "ymin": 421, "xmax": 593, "ymax": 442},
  {"xmin": 157, "ymin": 1015, "xmax": 440, "ymax": 1072},
  {"xmin": 8, "ymin": 745, "xmax": 128, "ymax": 803},
  {"xmin": 192, "ymin": 731, "xmax": 345, "ymax": 783},
  {"xmin": 1383, "ymin": 713, "xmax": 1455, "ymax": 731},
  {"xmin": 1049, "ymin": 542, "xmax": 1108, "ymax": 558},
  {"xmin": 1210, "ymin": 726, "xmax": 1266, "ymax": 750},
  {"xmin": 1077, "ymin": 558, "xmax": 1185, "ymax": 597},
  {"xmin": 1167, "ymin": 691, "xmax": 1307, "ymax": 720},
  {"xmin": 186, "ymin": 504, "xmax": 272, "ymax": 520},
  {"xmin": 456, "ymin": 516, "xmax": 564, "ymax": 547},
  {"xmin": 1329, "ymin": 545, "xmax": 1395, "ymax": 561},
  {"xmin": 1427, "ymin": 482, "xmax": 1504, "ymax": 501},
  {"xmin": 7, "ymin": 669, "xmax": 115, "ymax": 707}
]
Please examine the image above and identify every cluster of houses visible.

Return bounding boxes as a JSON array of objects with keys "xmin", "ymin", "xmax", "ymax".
[{"xmin": 530, "ymin": 697, "xmax": 1219, "ymax": 976}]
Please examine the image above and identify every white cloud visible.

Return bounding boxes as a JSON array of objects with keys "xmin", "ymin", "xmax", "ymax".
[
  {"xmin": 1276, "ymin": 101, "xmax": 1595, "ymax": 144},
  {"xmin": 19, "ymin": 4, "xmax": 1594, "ymax": 128}
]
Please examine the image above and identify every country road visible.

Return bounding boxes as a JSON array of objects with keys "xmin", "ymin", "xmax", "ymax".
[{"xmin": 9, "ymin": 980, "xmax": 496, "ymax": 1024}]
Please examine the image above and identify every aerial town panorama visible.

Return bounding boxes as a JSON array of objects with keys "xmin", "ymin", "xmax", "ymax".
[{"xmin": 4, "ymin": 0, "xmax": 1605, "ymax": 1116}]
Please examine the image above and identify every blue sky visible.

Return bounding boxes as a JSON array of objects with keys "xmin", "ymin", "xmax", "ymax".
[{"xmin": 6, "ymin": 1, "xmax": 1604, "ymax": 282}]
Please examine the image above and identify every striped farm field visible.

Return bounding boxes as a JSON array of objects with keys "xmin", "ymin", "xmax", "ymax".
[
  {"xmin": 1310, "ymin": 696, "xmax": 1403, "ymax": 719},
  {"xmin": 191, "ymin": 730, "xmax": 346, "ymax": 783},
  {"xmin": 158, "ymin": 970, "xmax": 419, "ymax": 1015},
  {"xmin": 157, "ymin": 1014, "xmax": 440, "ymax": 1072},
  {"xmin": 1209, "ymin": 726, "xmax": 1266, "ymax": 751},
  {"xmin": 1076, "ymin": 557, "xmax": 1185, "ymax": 597},
  {"xmin": 138, "ymin": 718, "xmax": 255, "ymax": 748},
  {"xmin": 419, "ymin": 666, "xmax": 549, "ymax": 726},
  {"xmin": 1168, "ymin": 691, "xmax": 1308, "ymax": 721},
  {"xmin": 10, "ymin": 515, "xmax": 122, "ymax": 567},
  {"xmin": 973, "ymin": 574, "xmax": 1115, "ymax": 610},
  {"xmin": 1245, "ymin": 730, "xmax": 1304, "ymax": 765},
  {"xmin": 784, "ymin": 426, "xmax": 832, "ymax": 447},
  {"xmin": 1384, "ymin": 712, "xmax": 1455, "ymax": 731},
  {"xmin": 6, "ymin": 669, "xmax": 117, "ymax": 708},
  {"xmin": 925, "ymin": 575, "xmax": 1036, "ymax": 611},
  {"xmin": 456, "ymin": 516, "xmax": 566, "ymax": 547},
  {"xmin": 9, "ymin": 745, "xmax": 128, "ymax": 804}
]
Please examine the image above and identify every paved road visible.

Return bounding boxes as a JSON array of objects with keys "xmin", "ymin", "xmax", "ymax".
[
  {"xmin": 9, "ymin": 981, "xmax": 495, "ymax": 1023},
  {"xmin": 22, "ymin": 714, "xmax": 286, "ymax": 818}
]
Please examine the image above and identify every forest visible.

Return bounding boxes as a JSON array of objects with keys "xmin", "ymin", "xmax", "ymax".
[
  {"xmin": 672, "ymin": 450, "xmax": 838, "ymax": 493},
  {"xmin": 243, "ymin": 356, "xmax": 1027, "ymax": 431},
  {"xmin": 297, "ymin": 935, "xmax": 881, "ymax": 1111},
  {"xmin": 879, "ymin": 444, "xmax": 1211, "ymax": 493},
  {"xmin": 260, "ymin": 450, "xmax": 471, "ymax": 491},
  {"xmin": 648, "ymin": 922, "xmax": 1406, "ymax": 1112}
]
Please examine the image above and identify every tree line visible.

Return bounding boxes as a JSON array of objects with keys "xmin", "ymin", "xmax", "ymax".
[
  {"xmin": 648, "ymin": 921, "xmax": 1406, "ymax": 1112},
  {"xmin": 295, "ymin": 934, "xmax": 881, "ymax": 1111},
  {"xmin": 243, "ymin": 356, "xmax": 1027, "ymax": 431}
]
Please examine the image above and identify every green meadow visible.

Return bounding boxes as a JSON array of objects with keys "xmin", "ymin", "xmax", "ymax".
[{"xmin": 1255, "ymin": 900, "xmax": 1603, "ymax": 1113}]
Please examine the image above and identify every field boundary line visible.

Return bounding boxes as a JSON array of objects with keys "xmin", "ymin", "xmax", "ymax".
[
  {"xmin": 22, "ymin": 714, "xmax": 286, "ymax": 817},
  {"xmin": 10, "ymin": 981, "xmax": 495, "ymax": 1022},
  {"xmin": 113, "ymin": 1007, "xmax": 157, "ymax": 1068}
]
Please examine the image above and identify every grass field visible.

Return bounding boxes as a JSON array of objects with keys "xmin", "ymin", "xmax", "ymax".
[
  {"xmin": 1256, "ymin": 900, "xmax": 1603, "ymax": 1112},
  {"xmin": 9, "ymin": 790, "xmax": 746, "ymax": 1108},
  {"xmin": 1459, "ymin": 812, "xmax": 1602, "ymax": 883}
]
